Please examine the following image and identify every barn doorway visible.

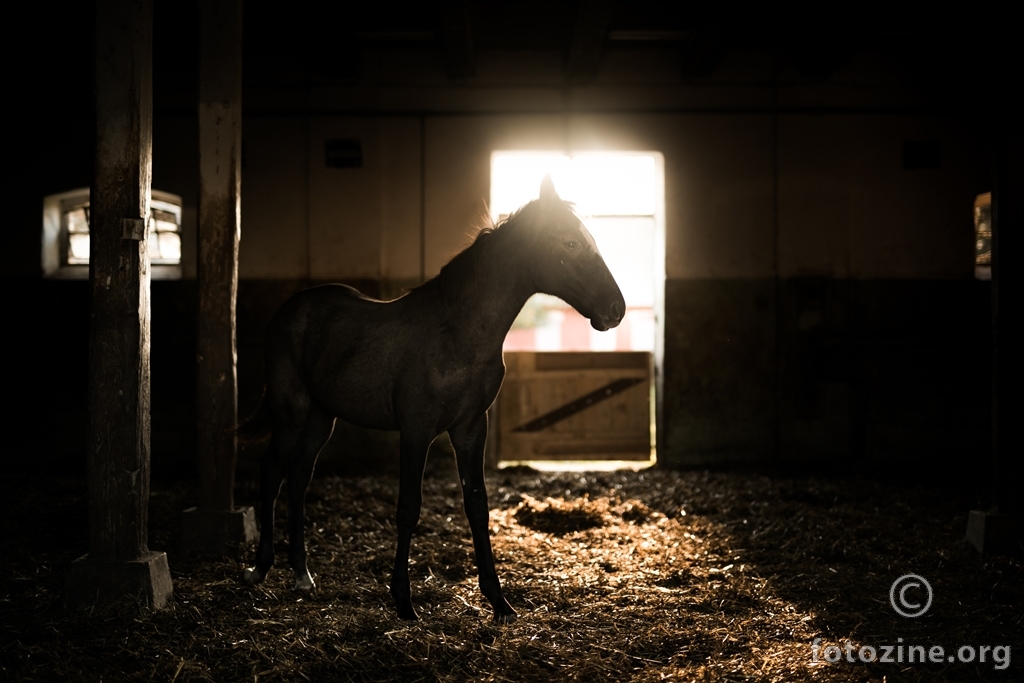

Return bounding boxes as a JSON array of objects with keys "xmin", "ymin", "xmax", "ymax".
[{"xmin": 489, "ymin": 151, "xmax": 665, "ymax": 471}]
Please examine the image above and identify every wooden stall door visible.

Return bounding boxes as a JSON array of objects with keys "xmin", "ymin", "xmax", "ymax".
[{"xmin": 495, "ymin": 352, "xmax": 652, "ymax": 462}]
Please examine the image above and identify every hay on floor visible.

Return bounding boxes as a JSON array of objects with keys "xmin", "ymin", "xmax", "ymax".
[{"xmin": 1, "ymin": 466, "xmax": 1021, "ymax": 682}]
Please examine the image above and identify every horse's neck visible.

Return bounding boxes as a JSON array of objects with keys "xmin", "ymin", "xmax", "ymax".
[{"xmin": 449, "ymin": 244, "xmax": 533, "ymax": 352}]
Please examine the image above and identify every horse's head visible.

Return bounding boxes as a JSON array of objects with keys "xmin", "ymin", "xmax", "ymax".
[{"xmin": 521, "ymin": 176, "xmax": 626, "ymax": 331}]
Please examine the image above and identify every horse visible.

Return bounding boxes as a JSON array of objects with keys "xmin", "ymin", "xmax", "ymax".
[{"xmin": 237, "ymin": 176, "xmax": 625, "ymax": 623}]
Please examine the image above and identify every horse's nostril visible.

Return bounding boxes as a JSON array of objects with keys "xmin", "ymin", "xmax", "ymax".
[{"xmin": 610, "ymin": 300, "xmax": 623, "ymax": 321}]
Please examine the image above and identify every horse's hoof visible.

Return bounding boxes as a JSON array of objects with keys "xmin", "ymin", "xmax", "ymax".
[
  {"xmin": 395, "ymin": 600, "xmax": 419, "ymax": 621},
  {"xmin": 294, "ymin": 573, "xmax": 316, "ymax": 598},
  {"xmin": 241, "ymin": 567, "xmax": 265, "ymax": 586},
  {"xmin": 494, "ymin": 608, "xmax": 518, "ymax": 624}
]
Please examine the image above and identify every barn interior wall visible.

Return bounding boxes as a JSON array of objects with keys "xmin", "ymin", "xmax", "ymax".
[{"xmin": 10, "ymin": 41, "xmax": 992, "ymax": 480}]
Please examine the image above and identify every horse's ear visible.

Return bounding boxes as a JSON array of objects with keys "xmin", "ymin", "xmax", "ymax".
[{"xmin": 539, "ymin": 174, "xmax": 560, "ymax": 203}]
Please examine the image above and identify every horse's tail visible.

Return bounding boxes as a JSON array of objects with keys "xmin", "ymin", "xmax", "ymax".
[{"xmin": 235, "ymin": 390, "xmax": 273, "ymax": 444}]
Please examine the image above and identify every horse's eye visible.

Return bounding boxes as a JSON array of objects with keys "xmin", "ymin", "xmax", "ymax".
[{"xmin": 564, "ymin": 240, "xmax": 579, "ymax": 250}]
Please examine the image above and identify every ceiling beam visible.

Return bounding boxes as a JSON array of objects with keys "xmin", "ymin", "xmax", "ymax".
[
  {"xmin": 440, "ymin": 0, "xmax": 474, "ymax": 78},
  {"xmin": 792, "ymin": 34, "xmax": 857, "ymax": 79},
  {"xmin": 680, "ymin": 27, "xmax": 725, "ymax": 80},
  {"xmin": 568, "ymin": 0, "xmax": 612, "ymax": 82}
]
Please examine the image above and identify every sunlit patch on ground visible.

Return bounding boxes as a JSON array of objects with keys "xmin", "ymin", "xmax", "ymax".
[
  {"xmin": 1, "ymin": 468, "xmax": 1020, "ymax": 681},
  {"xmin": 500, "ymin": 459, "xmax": 655, "ymax": 473}
]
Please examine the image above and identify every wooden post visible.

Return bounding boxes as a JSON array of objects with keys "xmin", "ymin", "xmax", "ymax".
[
  {"xmin": 993, "ymin": 115, "xmax": 1023, "ymax": 522},
  {"xmin": 967, "ymin": 87, "xmax": 1023, "ymax": 555},
  {"xmin": 181, "ymin": 0, "xmax": 256, "ymax": 555},
  {"xmin": 64, "ymin": 0, "xmax": 172, "ymax": 609}
]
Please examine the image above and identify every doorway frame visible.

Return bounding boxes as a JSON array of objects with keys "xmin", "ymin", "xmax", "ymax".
[{"xmin": 487, "ymin": 150, "xmax": 666, "ymax": 469}]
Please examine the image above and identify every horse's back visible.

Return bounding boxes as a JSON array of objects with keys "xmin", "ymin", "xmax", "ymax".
[
  {"xmin": 268, "ymin": 283, "xmax": 387, "ymax": 335},
  {"xmin": 263, "ymin": 284, "xmax": 414, "ymax": 430}
]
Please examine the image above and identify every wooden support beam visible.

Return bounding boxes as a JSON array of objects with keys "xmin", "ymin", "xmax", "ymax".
[
  {"xmin": 197, "ymin": 0, "xmax": 242, "ymax": 513},
  {"xmin": 993, "ymin": 115, "xmax": 1023, "ymax": 522},
  {"xmin": 64, "ymin": 0, "xmax": 172, "ymax": 610},
  {"xmin": 680, "ymin": 28, "xmax": 725, "ymax": 80},
  {"xmin": 967, "ymin": 75, "xmax": 1023, "ymax": 556},
  {"xmin": 791, "ymin": 28, "xmax": 858, "ymax": 80},
  {"xmin": 440, "ymin": 0, "xmax": 474, "ymax": 79},
  {"xmin": 567, "ymin": 0, "xmax": 612, "ymax": 83},
  {"xmin": 182, "ymin": 0, "xmax": 256, "ymax": 556}
]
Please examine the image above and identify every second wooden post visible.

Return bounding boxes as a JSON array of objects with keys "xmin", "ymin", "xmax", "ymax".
[{"xmin": 182, "ymin": 0, "xmax": 256, "ymax": 555}]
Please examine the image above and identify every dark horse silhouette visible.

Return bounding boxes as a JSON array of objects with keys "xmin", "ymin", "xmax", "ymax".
[{"xmin": 238, "ymin": 177, "xmax": 625, "ymax": 622}]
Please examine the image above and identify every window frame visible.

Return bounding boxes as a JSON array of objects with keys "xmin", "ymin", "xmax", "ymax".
[{"xmin": 42, "ymin": 187, "xmax": 183, "ymax": 280}]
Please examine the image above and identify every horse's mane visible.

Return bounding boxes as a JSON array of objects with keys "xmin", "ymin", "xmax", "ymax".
[{"xmin": 414, "ymin": 203, "xmax": 533, "ymax": 304}]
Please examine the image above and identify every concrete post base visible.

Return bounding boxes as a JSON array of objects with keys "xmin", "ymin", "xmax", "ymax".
[
  {"xmin": 64, "ymin": 551, "xmax": 173, "ymax": 610},
  {"xmin": 181, "ymin": 506, "xmax": 257, "ymax": 557},
  {"xmin": 966, "ymin": 510, "xmax": 1023, "ymax": 556}
]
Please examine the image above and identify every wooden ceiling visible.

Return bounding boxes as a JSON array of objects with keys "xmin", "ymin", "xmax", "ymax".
[
  {"xmin": 25, "ymin": 1, "xmax": 1010, "ymax": 112},
  {"xmin": 229, "ymin": 1, "xmax": 995, "ymax": 85}
]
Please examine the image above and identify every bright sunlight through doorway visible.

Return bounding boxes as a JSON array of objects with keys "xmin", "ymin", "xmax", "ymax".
[
  {"xmin": 490, "ymin": 151, "xmax": 665, "ymax": 472},
  {"xmin": 490, "ymin": 151, "xmax": 664, "ymax": 354}
]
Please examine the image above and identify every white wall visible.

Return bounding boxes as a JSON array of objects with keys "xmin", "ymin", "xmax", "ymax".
[{"xmin": 232, "ymin": 112, "xmax": 982, "ymax": 283}]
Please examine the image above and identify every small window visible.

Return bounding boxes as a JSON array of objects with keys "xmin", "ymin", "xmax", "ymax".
[
  {"xmin": 974, "ymin": 192, "xmax": 991, "ymax": 281},
  {"xmin": 42, "ymin": 188, "xmax": 183, "ymax": 279}
]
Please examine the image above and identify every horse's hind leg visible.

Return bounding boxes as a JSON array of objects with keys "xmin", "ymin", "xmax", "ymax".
[
  {"xmin": 286, "ymin": 406, "xmax": 336, "ymax": 597},
  {"xmin": 450, "ymin": 413, "xmax": 516, "ymax": 623},
  {"xmin": 390, "ymin": 429, "xmax": 432, "ymax": 620},
  {"xmin": 242, "ymin": 429, "xmax": 293, "ymax": 586}
]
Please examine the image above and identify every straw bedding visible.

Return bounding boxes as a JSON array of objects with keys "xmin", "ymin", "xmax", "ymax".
[{"xmin": 1, "ymin": 464, "xmax": 1020, "ymax": 682}]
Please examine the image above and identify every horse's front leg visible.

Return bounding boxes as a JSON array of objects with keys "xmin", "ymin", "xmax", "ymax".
[
  {"xmin": 450, "ymin": 413, "xmax": 517, "ymax": 623},
  {"xmin": 390, "ymin": 430, "xmax": 432, "ymax": 620}
]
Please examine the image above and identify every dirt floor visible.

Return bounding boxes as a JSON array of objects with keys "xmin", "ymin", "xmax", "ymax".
[{"xmin": 1, "ymin": 461, "xmax": 1021, "ymax": 682}]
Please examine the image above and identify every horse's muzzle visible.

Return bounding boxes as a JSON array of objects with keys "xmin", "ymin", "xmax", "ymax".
[{"xmin": 591, "ymin": 299, "xmax": 625, "ymax": 331}]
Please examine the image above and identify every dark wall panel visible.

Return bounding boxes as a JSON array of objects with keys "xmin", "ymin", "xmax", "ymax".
[
  {"xmin": 661, "ymin": 278, "xmax": 777, "ymax": 465},
  {"xmin": 659, "ymin": 276, "xmax": 991, "ymax": 475}
]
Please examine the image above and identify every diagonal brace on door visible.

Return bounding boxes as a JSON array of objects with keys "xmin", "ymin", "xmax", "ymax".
[{"xmin": 511, "ymin": 377, "xmax": 645, "ymax": 433}]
